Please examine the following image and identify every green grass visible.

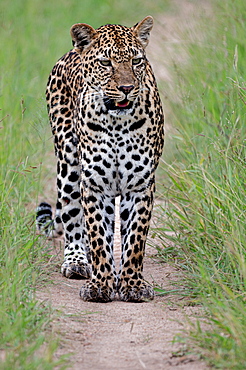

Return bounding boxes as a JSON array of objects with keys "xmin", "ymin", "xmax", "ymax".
[
  {"xmin": 153, "ymin": 0, "xmax": 246, "ymax": 368},
  {"xmin": 0, "ymin": 0, "xmax": 169, "ymax": 368}
]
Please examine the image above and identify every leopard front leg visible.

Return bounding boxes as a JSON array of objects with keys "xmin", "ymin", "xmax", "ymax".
[
  {"xmin": 79, "ymin": 192, "xmax": 117, "ymax": 302},
  {"xmin": 118, "ymin": 187, "xmax": 155, "ymax": 302}
]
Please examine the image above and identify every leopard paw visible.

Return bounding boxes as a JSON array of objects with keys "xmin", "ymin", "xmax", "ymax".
[
  {"xmin": 118, "ymin": 280, "xmax": 154, "ymax": 302},
  {"xmin": 61, "ymin": 261, "xmax": 91, "ymax": 279},
  {"xmin": 80, "ymin": 282, "xmax": 116, "ymax": 302}
]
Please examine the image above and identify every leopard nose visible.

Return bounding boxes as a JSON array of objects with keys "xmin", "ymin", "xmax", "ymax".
[{"xmin": 118, "ymin": 85, "xmax": 134, "ymax": 94}]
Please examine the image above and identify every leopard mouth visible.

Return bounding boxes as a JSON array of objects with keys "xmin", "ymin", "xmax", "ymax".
[
  {"xmin": 104, "ymin": 97, "xmax": 133, "ymax": 111},
  {"xmin": 115, "ymin": 99, "xmax": 131, "ymax": 108}
]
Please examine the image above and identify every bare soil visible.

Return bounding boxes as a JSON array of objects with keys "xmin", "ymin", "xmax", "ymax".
[
  {"xmin": 38, "ymin": 244, "xmax": 207, "ymax": 370},
  {"xmin": 38, "ymin": 199, "xmax": 207, "ymax": 370},
  {"xmin": 37, "ymin": 2, "xmax": 211, "ymax": 368}
]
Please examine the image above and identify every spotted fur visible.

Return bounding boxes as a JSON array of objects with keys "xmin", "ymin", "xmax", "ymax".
[{"xmin": 37, "ymin": 16, "xmax": 164, "ymax": 302}]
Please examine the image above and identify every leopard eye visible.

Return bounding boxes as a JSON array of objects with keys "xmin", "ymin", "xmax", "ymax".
[
  {"xmin": 132, "ymin": 57, "xmax": 142, "ymax": 66},
  {"xmin": 99, "ymin": 59, "xmax": 112, "ymax": 67}
]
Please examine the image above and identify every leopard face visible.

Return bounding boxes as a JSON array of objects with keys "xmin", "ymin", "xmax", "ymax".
[{"xmin": 70, "ymin": 18, "xmax": 153, "ymax": 117}]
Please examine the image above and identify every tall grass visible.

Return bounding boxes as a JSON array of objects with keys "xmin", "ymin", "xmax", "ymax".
[
  {"xmin": 0, "ymin": 0, "xmax": 169, "ymax": 368},
  {"xmin": 155, "ymin": 1, "xmax": 246, "ymax": 368}
]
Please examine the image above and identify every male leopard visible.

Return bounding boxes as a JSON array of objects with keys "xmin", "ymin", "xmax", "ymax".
[{"xmin": 37, "ymin": 16, "xmax": 164, "ymax": 302}]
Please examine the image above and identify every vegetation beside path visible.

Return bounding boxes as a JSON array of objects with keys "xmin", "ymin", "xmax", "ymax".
[{"xmin": 155, "ymin": 1, "xmax": 246, "ymax": 368}]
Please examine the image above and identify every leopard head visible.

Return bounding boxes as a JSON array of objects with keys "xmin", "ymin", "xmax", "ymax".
[{"xmin": 70, "ymin": 17, "xmax": 153, "ymax": 116}]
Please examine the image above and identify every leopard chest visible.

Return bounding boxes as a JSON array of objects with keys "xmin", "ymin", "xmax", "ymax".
[{"xmin": 76, "ymin": 114, "xmax": 155, "ymax": 196}]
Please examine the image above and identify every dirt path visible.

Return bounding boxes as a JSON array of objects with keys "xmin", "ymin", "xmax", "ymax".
[
  {"xmin": 39, "ymin": 235, "xmax": 207, "ymax": 370},
  {"xmin": 38, "ymin": 199, "xmax": 207, "ymax": 369},
  {"xmin": 37, "ymin": 2, "xmax": 210, "ymax": 368}
]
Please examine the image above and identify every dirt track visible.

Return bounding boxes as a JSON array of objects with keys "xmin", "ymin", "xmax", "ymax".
[
  {"xmin": 39, "ymin": 246, "xmax": 207, "ymax": 369},
  {"xmin": 38, "ymin": 199, "xmax": 207, "ymax": 369}
]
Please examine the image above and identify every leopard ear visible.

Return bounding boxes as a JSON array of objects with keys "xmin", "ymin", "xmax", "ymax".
[
  {"xmin": 70, "ymin": 23, "xmax": 96, "ymax": 52},
  {"xmin": 132, "ymin": 16, "xmax": 153, "ymax": 48}
]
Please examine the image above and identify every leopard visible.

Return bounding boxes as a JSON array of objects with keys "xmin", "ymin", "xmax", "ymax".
[{"xmin": 37, "ymin": 16, "xmax": 164, "ymax": 302}]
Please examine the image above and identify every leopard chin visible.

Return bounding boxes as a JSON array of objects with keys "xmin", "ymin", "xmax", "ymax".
[{"xmin": 109, "ymin": 106, "xmax": 134, "ymax": 117}]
